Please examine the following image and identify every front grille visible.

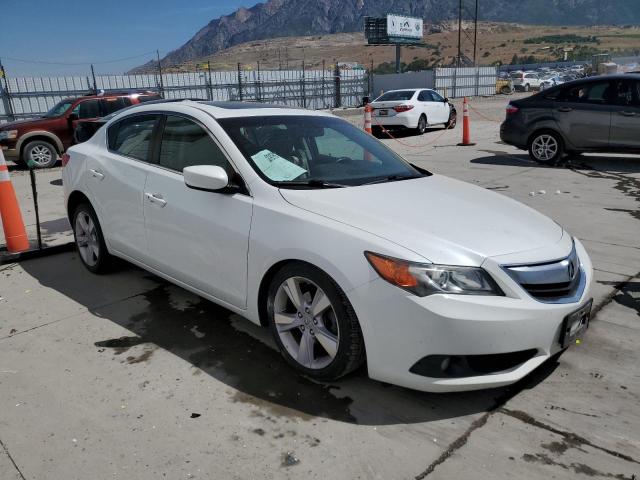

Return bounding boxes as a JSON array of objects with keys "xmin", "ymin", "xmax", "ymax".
[{"xmin": 503, "ymin": 243, "xmax": 585, "ymax": 303}]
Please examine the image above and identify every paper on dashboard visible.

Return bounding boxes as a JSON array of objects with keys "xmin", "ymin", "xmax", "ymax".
[{"xmin": 251, "ymin": 149, "xmax": 307, "ymax": 181}]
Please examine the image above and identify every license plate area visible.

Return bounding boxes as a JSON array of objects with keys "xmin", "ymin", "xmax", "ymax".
[
  {"xmin": 378, "ymin": 109, "xmax": 388, "ymax": 116},
  {"xmin": 560, "ymin": 299, "xmax": 592, "ymax": 348}
]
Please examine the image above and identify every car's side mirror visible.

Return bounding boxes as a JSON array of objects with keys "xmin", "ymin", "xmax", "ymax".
[
  {"xmin": 184, "ymin": 165, "xmax": 229, "ymax": 192},
  {"xmin": 443, "ymin": 97, "xmax": 450, "ymax": 103}
]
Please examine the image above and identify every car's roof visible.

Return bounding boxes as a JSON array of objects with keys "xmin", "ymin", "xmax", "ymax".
[{"xmin": 104, "ymin": 99, "xmax": 335, "ymax": 121}]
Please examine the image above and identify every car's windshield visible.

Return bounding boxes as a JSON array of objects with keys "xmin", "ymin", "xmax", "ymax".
[
  {"xmin": 375, "ymin": 90, "xmax": 416, "ymax": 101},
  {"xmin": 43, "ymin": 100, "xmax": 74, "ymax": 118},
  {"xmin": 218, "ymin": 115, "xmax": 425, "ymax": 188}
]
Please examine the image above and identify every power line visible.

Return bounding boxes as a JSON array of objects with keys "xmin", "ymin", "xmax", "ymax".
[{"xmin": 0, "ymin": 51, "xmax": 157, "ymax": 66}]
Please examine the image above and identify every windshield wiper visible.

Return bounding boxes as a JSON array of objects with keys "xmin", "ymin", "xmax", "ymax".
[
  {"xmin": 362, "ymin": 174, "xmax": 423, "ymax": 186},
  {"xmin": 275, "ymin": 179, "xmax": 349, "ymax": 189}
]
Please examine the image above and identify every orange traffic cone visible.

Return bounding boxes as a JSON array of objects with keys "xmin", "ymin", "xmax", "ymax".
[
  {"xmin": 364, "ymin": 104, "xmax": 373, "ymax": 134},
  {"xmin": 364, "ymin": 104, "xmax": 374, "ymax": 161},
  {"xmin": 0, "ymin": 150, "xmax": 30, "ymax": 252},
  {"xmin": 457, "ymin": 97, "xmax": 476, "ymax": 146}
]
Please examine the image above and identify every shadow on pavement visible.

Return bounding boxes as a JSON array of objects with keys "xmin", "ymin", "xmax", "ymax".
[
  {"xmin": 20, "ymin": 252, "xmax": 557, "ymax": 426},
  {"xmin": 374, "ymin": 127, "xmax": 443, "ymax": 139},
  {"xmin": 472, "ymin": 150, "xmax": 640, "ymax": 173}
]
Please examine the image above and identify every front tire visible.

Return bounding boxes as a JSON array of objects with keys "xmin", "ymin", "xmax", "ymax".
[
  {"xmin": 72, "ymin": 203, "xmax": 113, "ymax": 274},
  {"xmin": 528, "ymin": 131, "xmax": 563, "ymax": 164},
  {"xmin": 22, "ymin": 140, "xmax": 58, "ymax": 168},
  {"xmin": 446, "ymin": 109, "xmax": 457, "ymax": 129},
  {"xmin": 267, "ymin": 263, "xmax": 365, "ymax": 380}
]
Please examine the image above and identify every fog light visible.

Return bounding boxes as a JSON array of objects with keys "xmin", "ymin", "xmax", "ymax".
[{"xmin": 440, "ymin": 357, "xmax": 451, "ymax": 371}]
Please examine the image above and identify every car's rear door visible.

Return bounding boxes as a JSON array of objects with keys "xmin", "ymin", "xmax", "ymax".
[
  {"xmin": 552, "ymin": 80, "xmax": 613, "ymax": 150},
  {"xmin": 143, "ymin": 113, "xmax": 253, "ymax": 308},
  {"xmin": 608, "ymin": 78, "xmax": 640, "ymax": 150},
  {"xmin": 86, "ymin": 113, "xmax": 161, "ymax": 262}
]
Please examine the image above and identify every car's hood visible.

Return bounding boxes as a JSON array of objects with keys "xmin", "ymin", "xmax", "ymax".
[
  {"xmin": 280, "ymin": 175, "xmax": 564, "ymax": 266},
  {"xmin": 0, "ymin": 117, "xmax": 51, "ymax": 130}
]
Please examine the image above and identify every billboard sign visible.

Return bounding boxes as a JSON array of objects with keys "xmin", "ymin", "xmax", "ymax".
[{"xmin": 387, "ymin": 14, "xmax": 423, "ymax": 40}]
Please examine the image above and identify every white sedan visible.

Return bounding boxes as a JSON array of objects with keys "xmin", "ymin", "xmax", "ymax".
[
  {"xmin": 369, "ymin": 89, "xmax": 456, "ymax": 135},
  {"xmin": 63, "ymin": 100, "xmax": 593, "ymax": 392}
]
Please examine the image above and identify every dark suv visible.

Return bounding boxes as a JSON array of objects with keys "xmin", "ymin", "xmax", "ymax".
[
  {"xmin": 500, "ymin": 74, "xmax": 640, "ymax": 163},
  {"xmin": 0, "ymin": 91, "xmax": 160, "ymax": 168}
]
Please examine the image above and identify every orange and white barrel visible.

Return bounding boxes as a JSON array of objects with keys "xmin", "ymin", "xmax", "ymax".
[{"xmin": 0, "ymin": 150, "xmax": 30, "ymax": 252}]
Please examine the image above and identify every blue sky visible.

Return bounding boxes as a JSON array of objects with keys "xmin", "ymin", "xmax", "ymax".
[{"xmin": 0, "ymin": 0, "xmax": 258, "ymax": 76}]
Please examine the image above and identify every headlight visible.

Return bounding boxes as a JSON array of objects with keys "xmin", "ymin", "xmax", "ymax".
[
  {"xmin": 0, "ymin": 130, "xmax": 18, "ymax": 140},
  {"xmin": 365, "ymin": 251, "xmax": 504, "ymax": 297}
]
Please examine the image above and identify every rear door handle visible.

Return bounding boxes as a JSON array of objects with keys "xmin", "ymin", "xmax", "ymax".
[
  {"xmin": 557, "ymin": 107, "xmax": 573, "ymax": 113},
  {"xmin": 619, "ymin": 111, "xmax": 637, "ymax": 117},
  {"xmin": 89, "ymin": 169, "xmax": 104, "ymax": 180},
  {"xmin": 145, "ymin": 192, "xmax": 167, "ymax": 207}
]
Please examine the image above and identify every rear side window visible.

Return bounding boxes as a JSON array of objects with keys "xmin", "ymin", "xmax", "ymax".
[
  {"xmin": 418, "ymin": 90, "xmax": 431, "ymax": 101},
  {"xmin": 159, "ymin": 115, "xmax": 231, "ymax": 175},
  {"xmin": 376, "ymin": 91, "xmax": 415, "ymax": 101},
  {"xmin": 557, "ymin": 82, "xmax": 611, "ymax": 104},
  {"xmin": 101, "ymin": 97, "xmax": 133, "ymax": 115},
  {"xmin": 72, "ymin": 100, "xmax": 101, "ymax": 119},
  {"xmin": 137, "ymin": 94, "xmax": 162, "ymax": 103},
  {"xmin": 108, "ymin": 114, "xmax": 158, "ymax": 162}
]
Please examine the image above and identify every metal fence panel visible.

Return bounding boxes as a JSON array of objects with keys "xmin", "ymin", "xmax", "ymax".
[
  {"xmin": 372, "ymin": 71, "xmax": 435, "ymax": 97},
  {"xmin": 1, "ymin": 68, "xmax": 368, "ymax": 123},
  {"xmin": 434, "ymin": 66, "xmax": 497, "ymax": 98}
]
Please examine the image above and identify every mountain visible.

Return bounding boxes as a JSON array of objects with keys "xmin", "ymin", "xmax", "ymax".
[{"xmin": 129, "ymin": 0, "xmax": 640, "ymax": 72}]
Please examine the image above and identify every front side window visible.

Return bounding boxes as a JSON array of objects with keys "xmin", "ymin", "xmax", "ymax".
[
  {"xmin": 219, "ymin": 115, "xmax": 424, "ymax": 187},
  {"xmin": 108, "ymin": 114, "xmax": 158, "ymax": 162},
  {"xmin": 610, "ymin": 80, "xmax": 638, "ymax": 106},
  {"xmin": 375, "ymin": 90, "xmax": 416, "ymax": 101},
  {"xmin": 72, "ymin": 100, "xmax": 101, "ymax": 119},
  {"xmin": 43, "ymin": 100, "xmax": 73, "ymax": 118},
  {"xmin": 159, "ymin": 115, "xmax": 231, "ymax": 175}
]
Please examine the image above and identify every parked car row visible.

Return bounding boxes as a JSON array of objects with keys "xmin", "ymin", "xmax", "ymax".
[
  {"xmin": 0, "ymin": 91, "xmax": 160, "ymax": 168},
  {"xmin": 507, "ymin": 64, "xmax": 589, "ymax": 92}
]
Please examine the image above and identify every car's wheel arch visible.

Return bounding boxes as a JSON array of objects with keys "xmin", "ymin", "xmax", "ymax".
[
  {"xmin": 256, "ymin": 258, "xmax": 352, "ymax": 328},
  {"xmin": 17, "ymin": 131, "xmax": 64, "ymax": 158}
]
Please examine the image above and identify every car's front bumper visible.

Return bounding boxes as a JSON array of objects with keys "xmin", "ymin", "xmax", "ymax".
[
  {"xmin": 347, "ymin": 239, "xmax": 593, "ymax": 392},
  {"xmin": 500, "ymin": 120, "xmax": 528, "ymax": 150}
]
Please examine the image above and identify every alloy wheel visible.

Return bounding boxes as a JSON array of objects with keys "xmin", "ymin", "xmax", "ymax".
[
  {"xmin": 29, "ymin": 145, "xmax": 54, "ymax": 167},
  {"xmin": 273, "ymin": 276, "xmax": 340, "ymax": 370},
  {"xmin": 531, "ymin": 134, "xmax": 559, "ymax": 162},
  {"xmin": 75, "ymin": 211, "xmax": 100, "ymax": 267},
  {"xmin": 418, "ymin": 116, "xmax": 427, "ymax": 134}
]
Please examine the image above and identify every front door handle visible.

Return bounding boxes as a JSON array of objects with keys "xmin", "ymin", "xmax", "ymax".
[
  {"xmin": 145, "ymin": 192, "xmax": 167, "ymax": 207},
  {"xmin": 619, "ymin": 111, "xmax": 637, "ymax": 117},
  {"xmin": 89, "ymin": 169, "xmax": 105, "ymax": 180},
  {"xmin": 557, "ymin": 107, "xmax": 573, "ymax": 113}
]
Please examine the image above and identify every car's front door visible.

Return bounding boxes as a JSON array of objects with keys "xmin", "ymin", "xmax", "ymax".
[
  {"xmin": 608, "ymin": 78, "xmax": 640, "ymax": 150},
  {"xmin": 553, "ymin": 80, "xmax": 613, "ymax": 150},
  {"xmin": 143, "ymin": 114, "xmax": 253, "ymax": 308},
  {"xmin": 86, "ymin": 113, "xmax": 160, "ymax": 262},
  {"xmin": 428, "ymin": 90, "xmax": 450, "ymax": 123}
]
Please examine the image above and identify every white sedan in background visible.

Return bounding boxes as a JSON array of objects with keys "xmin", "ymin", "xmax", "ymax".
[
  {"xmin": 369, "ymin": 89, "xmax": 457, "ymax": 135},
  {"xmin": 63, "ymin": 100, "xmax": 593, "ymax": 392}
]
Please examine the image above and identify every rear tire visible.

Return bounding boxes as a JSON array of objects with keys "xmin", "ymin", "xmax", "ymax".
[
  {"xmin": 416, "ymin": 115, "xmax": 427, "ymax": 135},
  {"xmin": 72, "ymin": 203, "xmax": 114, "ymax": 274},
  {"xmin": 22, "ymin": 140, "xmax": 58, "ymax": 168},
  {"xmin": 267, "ymin": 263, "xmax": 365, "ymax": 381},
  {"xmin": 528, "ymin": 131, "xmax": 563, "ymax": 164}
]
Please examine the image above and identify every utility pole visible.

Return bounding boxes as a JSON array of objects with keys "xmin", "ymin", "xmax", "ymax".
[
  {"xmin": 0, "ymin": 59, "xmax": 16, "ymax": 121},
  {"xmin": 206, "ymin": 60, "xmax": 213, "ymax": 101},
  {"xmin": 90, "ymin": 64, "xmax": 98, "ymax": 94},
  {"xmin": 457, "ymin": 0, "xmax": 463, "ymax": 67},
  {"xmin": 473, "ymin": 0, "xmax": 479, "ymax": 65},
  {"xmin": 395, "ymin": 44, "xmax": 402, "ymax": 73},
  {"xmin": 156, "ymin": 50, "xmax": 165, "ymax": 97}
]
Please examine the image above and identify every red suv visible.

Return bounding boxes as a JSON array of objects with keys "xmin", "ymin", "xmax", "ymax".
[{"xmin": 0, "ymin": 91, "xmax": 160, "ymax": 168}]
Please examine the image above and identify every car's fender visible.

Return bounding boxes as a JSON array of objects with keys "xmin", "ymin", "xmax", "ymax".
[{"xmin": 17, "ymin": 130, "xmax": 64, "ymax": 155}]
